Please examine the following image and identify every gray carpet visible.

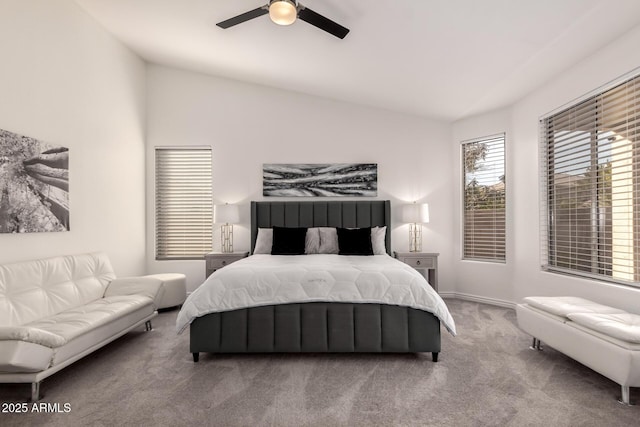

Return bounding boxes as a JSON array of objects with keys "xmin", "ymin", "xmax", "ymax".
[{"xmin": 1, "ymin": 299, "xmax": 638, "ymax": 426}]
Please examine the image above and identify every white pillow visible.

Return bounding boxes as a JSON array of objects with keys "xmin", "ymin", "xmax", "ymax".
[
  {"xmin": 318, "ymin": 227, "xmax": 339, "ymax": 254},
  {"xmin": 253, "ymin": 228, "xmax": 273, "ymax": 254},
  {"xmin": 305, "ymin": 227, "xmax": 320, "ymax": 254},
  {"xmin": 253, "ymin": 227, "xmax": 320, "ymax": 254},
  {"xmin": 371, "ymin": 226, "xmax": 387, "ymax": 255}
]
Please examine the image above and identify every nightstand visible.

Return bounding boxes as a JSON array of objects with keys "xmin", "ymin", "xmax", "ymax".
[
  {"xmin": 393, "ymin": 251, "xmax": 439, "ymax": 291},
  {"xmin": 204, "ymin": 252, "xmax": 249, "ymax": 278}
]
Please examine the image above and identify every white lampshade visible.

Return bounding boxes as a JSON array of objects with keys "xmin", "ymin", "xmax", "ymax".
[
  {"xmin": 269, "ymin": 0, "xmax": 297, "ymax": 26},
  {"xmin": 214, "ymin": 204, "xmax": 239, "ymax": 224},
  {"xmin": 402, "ymin": 203, "xmax": 430, "ymax": 224}
]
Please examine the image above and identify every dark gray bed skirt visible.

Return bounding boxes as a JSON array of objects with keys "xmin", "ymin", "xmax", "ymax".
[{"xmin": 189, "ymin": 302, "xmax": 441, "ymax": 360}]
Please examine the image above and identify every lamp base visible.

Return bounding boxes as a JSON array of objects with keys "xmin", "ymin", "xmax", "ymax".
[
  {"xmin": 221, "ymin": 223, "xmax": 234, "ymax": 253},
  {"xmin": 409, "ymin": 223, "xmax": 422, "ymax": 252}
]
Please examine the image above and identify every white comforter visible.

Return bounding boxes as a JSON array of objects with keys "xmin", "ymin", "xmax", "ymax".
[{"xmin": 176, "ymin": 254, "xmax": 456, "ymax": 335}]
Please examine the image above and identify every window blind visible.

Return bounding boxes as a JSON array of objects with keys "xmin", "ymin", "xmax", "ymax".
[
  {"xmin": 540, "ymin": 72, "xmax": 640, "ymax": 285},
  {"xmin": 462, "ymin": 134, "xmax": 506, "ymax": 262},
  {"xmin": 155, "ymin": 147, "xmax": 213, "ymax": 260}
]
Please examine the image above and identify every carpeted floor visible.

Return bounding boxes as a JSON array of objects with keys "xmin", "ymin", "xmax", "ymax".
[{"xmin": 1, "ymin": 299, "xmax": 638, "ymax": 426}]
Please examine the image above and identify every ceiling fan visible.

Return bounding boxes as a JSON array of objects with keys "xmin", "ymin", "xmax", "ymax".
[{"xmin": 216, "ymin": 0, "xmax": 350, "ymax": 39}]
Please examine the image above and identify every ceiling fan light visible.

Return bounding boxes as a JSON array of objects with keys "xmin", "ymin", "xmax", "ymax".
[{"xmin": 269, "ymin": 0, "xmax": 297, "ymax": 26}]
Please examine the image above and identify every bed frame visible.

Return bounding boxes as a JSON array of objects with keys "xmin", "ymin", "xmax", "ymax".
[{"xmin": 190, "ymin": 200, "xmax": 441, "ymax": 361}]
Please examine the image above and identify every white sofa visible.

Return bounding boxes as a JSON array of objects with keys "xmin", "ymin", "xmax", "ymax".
[
  {"xmin": 516, "ymin": 296, "xmax": 640, "ymax": 405},
  {"xmin": 0, "ymin": 252, "xmax": 166, "ymax": 401}
]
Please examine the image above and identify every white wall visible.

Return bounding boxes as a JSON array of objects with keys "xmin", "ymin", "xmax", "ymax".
[
  {"xmin": 451, "ymin": 108, "xmax": 514, "ymax": 306},
  {"xmin": 0, "ymin": 0, "xmax": 147, "ymax": 276},
  {"xmin": 452, "ymin": 24, "xmax": 640, "ymax": 311},
  {"xmin": 146, "ymin": 65, "xmax": 453, "ymax": 292}
]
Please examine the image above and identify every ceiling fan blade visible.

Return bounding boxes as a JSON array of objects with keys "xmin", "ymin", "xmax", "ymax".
[
  {"xmin": 298, "ymin": 5, "xmax": 349, "ymax": 39},
  {"xmin": 216, "ymin": 6, "xmax": 269, "ymax": 29}
]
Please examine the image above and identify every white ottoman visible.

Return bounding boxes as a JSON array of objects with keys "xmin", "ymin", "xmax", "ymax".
[
  {"xmin": 517, "ymin": 296, "xmax": 640, "ymax": 405},
  {"xmin": 145, "ymin": 273, "xmax": 186, "ymax": 309}
]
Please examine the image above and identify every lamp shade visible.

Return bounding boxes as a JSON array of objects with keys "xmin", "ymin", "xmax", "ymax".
[
  {"xmin": 214, "ymin": 204, "xmax": 239, "ymax": 224},
  {"xmin": 269, "ymin": 0, "xmax": 297, "ymax": 26},
  {"xmin": 402, "ymin": 203, "xmax": 429, "ymax": 224}
]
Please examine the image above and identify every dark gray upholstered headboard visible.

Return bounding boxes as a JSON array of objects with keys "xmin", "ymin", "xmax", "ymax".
[{"xmin": 251, "ymin": 200, "xmax": 391, "ymax": 255}]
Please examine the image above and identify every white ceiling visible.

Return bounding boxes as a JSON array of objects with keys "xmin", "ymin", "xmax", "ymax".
[{"xmin": 75, "ymin": 0, "xmax": 640, "ymax": 121}]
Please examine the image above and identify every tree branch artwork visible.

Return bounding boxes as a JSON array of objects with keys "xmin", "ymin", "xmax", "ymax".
[
  {"xmin": 263, "ymin": 163, "xmax": 377, "ymax": 197},
  {"xmin": 0, "ymin": 129, "xmax": 69, "ymax": 233}
]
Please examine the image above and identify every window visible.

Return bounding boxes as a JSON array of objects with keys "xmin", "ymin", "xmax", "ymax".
[
  {"xmin": 155, "ymin": 147, "xmax": 212, "ymax": 260},
  {"xmin": 462, "ymin": 134, "xmax": 506, "ymax": 262},
  {"xmin": 541, "ymin": 72, "xmax": 640, "ymax": 286}
]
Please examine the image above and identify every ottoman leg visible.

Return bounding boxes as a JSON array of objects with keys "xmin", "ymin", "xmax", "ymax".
[
  {"xmin": 529, "ymin": 337, "xmax": 542, "ymax": 351},
  {"xmin": 619, "ymin": 385, "xmax": 635, "ymax": 406}
]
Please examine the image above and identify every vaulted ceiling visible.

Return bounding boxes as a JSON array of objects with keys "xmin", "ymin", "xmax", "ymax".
[{"xmin": 76, "ymin": 0, "xmax": 640, "ymax": 121}]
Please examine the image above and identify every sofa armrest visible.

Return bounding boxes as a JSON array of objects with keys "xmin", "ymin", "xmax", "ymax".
[
  {"xmin": 0, "ymin": 326, "xmax": 66, "ymax": 348},
  {"xmin": 105, "ymin": 277, "xmax": 165, "ymax": 309}
]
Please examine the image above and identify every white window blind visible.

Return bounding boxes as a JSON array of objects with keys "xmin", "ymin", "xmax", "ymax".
[
  {"xmin": 541, "ymin": 71, "xmax": 640, "ymax": 286},
  {"xmin": 462, "ymin": 134, "xmax": 506, "ymax": 262},
  {"xmin": 155, "ymin": 147, "xmax": 212, "ymax": 260}
]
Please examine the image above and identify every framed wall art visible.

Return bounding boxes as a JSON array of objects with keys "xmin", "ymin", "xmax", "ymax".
[
  {"xmin": 0, "ymin": 128, "xmax": 69, "ymax": 233},
  {"xmin": 263, "ymin": 163, "xmax": 377, "ymax": 197}
]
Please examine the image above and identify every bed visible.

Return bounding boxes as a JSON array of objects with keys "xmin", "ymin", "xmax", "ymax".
[{"xmin": 177, "ymin": 200, "xmax": 456, "ymax": 362}]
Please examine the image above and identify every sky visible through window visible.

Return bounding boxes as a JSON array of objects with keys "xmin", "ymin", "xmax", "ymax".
[
  {"xmin": 553, "ymin": 130, "xmax": 614, "ymax": 175},
  {"xmin": 464, "ymin": 136, "xmax": 505, "ymax": 186}
]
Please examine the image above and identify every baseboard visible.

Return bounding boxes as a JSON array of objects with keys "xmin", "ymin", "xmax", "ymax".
[{"xmin": 439, "ymin": 291, "xmax": 516, "ymax": 309}]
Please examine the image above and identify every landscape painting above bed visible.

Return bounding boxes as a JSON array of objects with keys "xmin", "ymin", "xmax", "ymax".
[{"xmin": 263, "ymin": 163, "xmax": 377, "ymax": 197}]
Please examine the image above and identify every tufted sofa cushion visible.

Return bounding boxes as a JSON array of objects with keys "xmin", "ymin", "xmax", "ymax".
[
  {"xmin": 0, "ymin": 295, "xmax": 154, "ymax": 348},
  {"xmin": 0, "ymin": 326, "xmax": 66, "ymax": 348},
  {"xmin": 0, "ymin": 253, "xmax": 116, "ymax": 327}
]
